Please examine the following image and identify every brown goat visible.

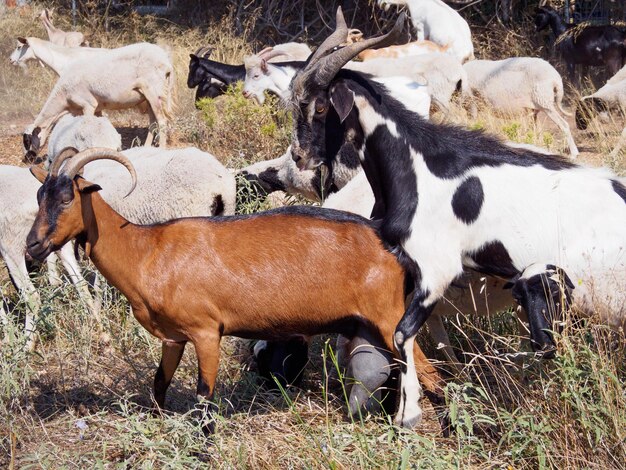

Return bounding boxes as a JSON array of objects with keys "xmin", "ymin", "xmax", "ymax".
[{"xmin": 26, "ymin": 149, "xmax": 446, "ymax": 432}]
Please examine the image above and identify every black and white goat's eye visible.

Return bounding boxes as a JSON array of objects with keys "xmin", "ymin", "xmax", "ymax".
[{"xmin": 315, "ymin": 104, "xmax": 326, "ymax": 114}]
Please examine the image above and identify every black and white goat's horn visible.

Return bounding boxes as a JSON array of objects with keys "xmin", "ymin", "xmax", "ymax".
[{"xmin": 297, "ymin": 9, "xmax": 405, "ymax": 89}]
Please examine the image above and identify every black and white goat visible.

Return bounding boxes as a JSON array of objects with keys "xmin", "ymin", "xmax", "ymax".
[{"xmin": 289, "ymin": 9, "xmax": 626, "ymax": 428}]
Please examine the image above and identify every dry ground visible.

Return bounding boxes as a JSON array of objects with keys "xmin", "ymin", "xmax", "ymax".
[{"xmin": 0, "ymin": 3, "xmax": 625, "ymax": 469}]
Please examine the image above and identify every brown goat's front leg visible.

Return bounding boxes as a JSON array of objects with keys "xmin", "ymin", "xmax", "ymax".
[
  {"xmin": 154, "ymin": 341, "xmax": 187, "ymax": 409},
  {"xmin": 194, "ymin": 332, "xmax": 221, "ymax": 434}
]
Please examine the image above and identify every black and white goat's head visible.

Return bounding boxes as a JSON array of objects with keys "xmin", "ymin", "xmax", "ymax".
[{"xmin": 289, "ymin": 8, "xmax": 404, "ymax": 171}]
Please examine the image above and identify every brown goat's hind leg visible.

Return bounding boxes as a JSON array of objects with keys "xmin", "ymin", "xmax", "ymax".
[
  {"xmin": 154, "ymin": 341, "xmax": 186, "ymax": 409},
  {"xmin": 194, "ymin": 333, "xmax": 222, "ymax": 434}
]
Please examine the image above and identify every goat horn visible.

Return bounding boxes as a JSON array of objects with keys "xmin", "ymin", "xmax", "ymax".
[
  {"xmin": 297, "ymin": 11, "xmax": 405, "ymax": 90},
  {"xmin": 305, "ymin": 7, "xmax": 349, "ymax": 68},
  {"xmin": 62, "ymin": 148, "xmax": 137, "ymax": 197},
  {"xmin": 193, "ymin": 46, "xmax": 212, "ymax": 58},
  {"xmin": 346, "ymin": 29, "xmax": 364, "ymax": 43},
  {"xmin": 260, "ymin": 49, "xmax": 289, "ymax": 61},
  {"xmin": 50, "ymin": 147, "xmax": 79, "ymax": 176}
]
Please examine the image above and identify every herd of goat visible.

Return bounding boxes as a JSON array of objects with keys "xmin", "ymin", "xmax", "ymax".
[{"xmin": 2, "ymin": 0, "xmax": 626, "ymax": 434}]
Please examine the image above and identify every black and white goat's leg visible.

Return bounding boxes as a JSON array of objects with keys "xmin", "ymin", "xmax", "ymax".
[
  {"xmin": 393, "ymin": 291, "xmax": 438, "ymax": 428},
  {"xmin": 154, "ymin": 340, "xmax": 187, "ymax": 409}
]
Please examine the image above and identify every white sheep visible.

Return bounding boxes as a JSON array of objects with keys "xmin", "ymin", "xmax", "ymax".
[
  {"xmin": 0, "ymin": 165, "xmax": 97, "ymax": 351},
  {"xmin": 377, "ymin": 0, "xmax": 474, "ymax": 63},
  {"xmin": 47, "ymin": 115, "xmax": 122, "ymax": 167},
  {"xmin": 78, "ymin": 146, "xmax": 236, "ymax": 224},
  {"xmin": 22, "ymin": 42, "xmax": 174, "ymax": 156},
  {"xmin": 39, "ymin": 8, "xmax": 86, "ymax": 48},
  {"xmin": 239, "ymin": 146, "xmax": 361, "ymax": 202},
  {"xmin": 463, "ymin": 57, "xmax": 579, "ymax": 158},
  {"xmin": 576, "ymin": 64, "xmax": 626, "ymax": 157},
  {"xmin": 347, "ymin": 53, "xmax": 467, "ymax": 117}
]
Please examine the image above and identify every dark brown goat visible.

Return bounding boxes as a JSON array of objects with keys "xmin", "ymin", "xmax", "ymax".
[
  {"xmin": 26, "ymin": 148, "xmax": 445, "ymax": 432},
  {"xmin": 535, "ymin": 6, "xmax": 625, "ymax": 83}
]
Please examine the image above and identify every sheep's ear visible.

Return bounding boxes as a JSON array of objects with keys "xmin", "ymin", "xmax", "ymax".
[
  {"xmin": 329, "ymin": 82, "xmax": 355, "ymax": 124},
  {"xmin": 17, "ymin": 37, "xmax": 28, "ymax": 45},
  {"xmin": 30, "ymin": 166, "xmax": 48, "ymax": 184},
  {"xmin": 76, "ymin": 178, "xmax": 102, "ymax": 194}
]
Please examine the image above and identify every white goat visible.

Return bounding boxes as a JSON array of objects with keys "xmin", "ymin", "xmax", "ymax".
[
  {"xmin": 39, "ymin": 8, "xmax": 86, "ymax": 47},
  {"xmin": 243, "ymin": 54, "xmax": 432, "ymax": 116},
  {"xmin": 463, "ymin": 57, "xmax": 579, "ymax": 158},
  {"xmin": 22, "ymin": 42, "xmax": 174, "ymax": 155},
  {"xmin": 378, "ymin": 0, "xmax": 474, "ymax": 62},
  {"xmin": 289, "ymin": 10, "xmax": 626, "ymax": 427},
  {"xmin": 10, "ymin": 37, "xmax": 104, "ymax": 75},
  {"xmin": 576, "ymin": 64, "xmax": 626, "ymax": 157}
]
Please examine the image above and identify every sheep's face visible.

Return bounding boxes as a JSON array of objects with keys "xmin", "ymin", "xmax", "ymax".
[
  {"xmin": 27, "ymin": 170, "xmax": 100, "ymax": 261},
  {"xmin": 510, "ymin": 265, "xmax": 574, "ymax": 357},
  {"xmin": 291, "ymin": 81, "xmax": 356, "ymax": 172}
]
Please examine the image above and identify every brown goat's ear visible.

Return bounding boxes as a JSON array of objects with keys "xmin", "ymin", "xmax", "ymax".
[
  {"xmin": 330, "ymin": 82, "xmax": 355, "ymax": 124},
  {"xmin": 76, "ymin": 178, "xmax": 102, "ymax": 194},
  {"xmin": 30, "ymin": 165, "xmax": 48, "ymax": 184}
]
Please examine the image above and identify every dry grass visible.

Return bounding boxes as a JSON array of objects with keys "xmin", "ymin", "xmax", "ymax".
[{"xmin": 0, "ymin": 3, "xmax": 625, "ymax": 469}]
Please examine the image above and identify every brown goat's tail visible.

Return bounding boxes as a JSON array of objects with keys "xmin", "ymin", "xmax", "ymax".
[{"xmin": 555, "ymin": 81, "xmax": 572, "ymax": 117}]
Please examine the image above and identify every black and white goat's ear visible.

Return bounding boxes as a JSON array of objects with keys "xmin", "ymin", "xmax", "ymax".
[
  {"xmin": 17, "ymin": 37, "xmax": 28, "ymax": 45},
  {"xmin": 329, "ymin": 82, "xmax": 355, "ymax": 123}
]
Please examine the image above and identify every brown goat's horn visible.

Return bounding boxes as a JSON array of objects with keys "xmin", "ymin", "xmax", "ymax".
[
  {"xmin": 62, "ymin": 148, "xmax": 137, "ymax": 197},
  {"xmin": 50, "ymin": 147, "xmax": 79, "ymax": 176}
]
